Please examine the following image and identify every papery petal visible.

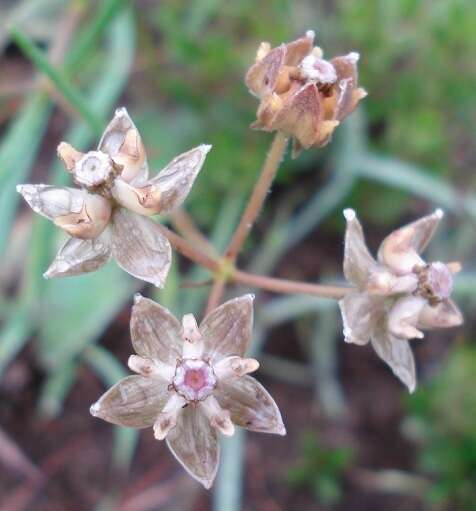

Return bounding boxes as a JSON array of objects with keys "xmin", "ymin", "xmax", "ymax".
[
  {"xmin": 17, "ymin": 184, "xmax": 84, "ymax": 220},
  {"xmin": 166, "ymin": 405, "xmax": 219, "ymax": 489},
  {"xmin": 111, "ymin": 208, "xmax": 172, "ymax": 287},
  {"xmin": 214, "ymin": 375, "xmax": 286, "ymax": 435},
  {"xmin": 144, "ymin": 144, "xmax": 211, "ymax": 214},
  {"xmin": 387, "ymin": 295, "xmax": 426, "ymax": 340},
  {"xmin": 339, "ymin": 291, "xmax": 381, "ymax": 345},
  {"xmin": 342, "ymin": 208, "xmax": 378, "ymax": 287},
  {"xmin": 130, "ymin": 294, "xmax": 182, "ymax": 366},
  {"xmin": 44, "ymin": 230, "xmax": 112, "ymax": 278},
  {"xmin": 98, "ymin": 107, "xmax": 148, "ymax": 184},
  {"xmin": 331, "ymin": 52, "xmax": 366, "ymax": 120},
  {"xmin": 90, "ymin": 375, "xmax": 170, "ymax": 428},
  {"xmin": 417, "ymin": 299, "xmax": 464, "ymax": 330},
  {"xmin": 377, "ymin": 209, "xmax": 444, "ymax": 275},
  {"xmin": 371, "ymin": 320, "xmax": 416, "ymax": 393},
  {"xmin": 199, "ymin": 294, "xmax": 254, "ymax": 361}
]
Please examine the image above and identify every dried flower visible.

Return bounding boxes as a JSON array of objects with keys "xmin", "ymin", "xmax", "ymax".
[
  {"xmin": 339, "ymin": 208, "xmax": 463, "ymax": 392},
  {"xmin": 245, "ymin": 30, "xmax": 367, "ymax": 156},
  {"xmin": 90, "ymin": 294, "xmax": 285, "ymax": 488},
  {"xmin": 17, "ymin": 108, "xmax": 210, "ymax": 287}
]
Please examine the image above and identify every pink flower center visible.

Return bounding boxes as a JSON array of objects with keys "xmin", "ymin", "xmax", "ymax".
[
  {"xmin": 427, "ymin": 262, "xmax": 453, "ymax": 301},
  {"xmin": 173, "ymin": 359, "xmax": 216, "ymax": 402}
]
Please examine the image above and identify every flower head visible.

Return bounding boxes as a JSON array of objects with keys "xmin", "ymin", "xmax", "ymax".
[
  {"xmin": 90, "ymin": 294, "xmax": 285, "ymax": 488},
  {"xmin": 17, "ymin": 108, "xmax": 210, "ymax": 287},
  {"xmin": 339, "ymin": 208, "xmax": 463, "ymax": 392},
  {"xmin": 245, "ymin": 30, "xmax": 367, "ymax": 156}
]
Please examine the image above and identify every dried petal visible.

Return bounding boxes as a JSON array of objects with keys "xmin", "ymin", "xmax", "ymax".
[
  {"xmin": 342, "ymin": 208, "xmax": 378, "ymax": 287},
  {"xmin": 111, "ymin": 208, "xmax": 172, "ymax": 287},
  {"xmin": 378, "ymin": 209, "xmax": 444, "ymax": 275},
  {"xmin": 130, "ymin": 294, "xmax": 182, "ymax": 366},
  {"xmin": 417, "ymin": 299, "xmax": 464, "ymax": 330},
  {"xmin": 214, "ymin": 375, "xmax": 286, "ymax": 435},
  {"xmin": 90, "ymin": 375, "xmax": 170, "ymax": 428},
  {"xmin": 199, "ymin": 294, "xmax": 254, "ymax": 361},
  {"xmin": 371, "ymin": 320, "xmax": 416, "ymax": 393},
  {"xmin": 339, "ymin": 291, "xmax": 381, "ymax": 345},
  {"xmin": 166, "ymin": 405, "xmax": 219, "ymax": 489},
  {"xmin": 44, "ymin": 230, "xmax": 111, "ymax": 278},
  {"xmin": 147, "ymin": 144, "xmax": 211, "ymax": 214},
  {"xmin": 98, "ymin": 107, "xmax": 148, "ymax": 184},
  {"xmin": 387, "ymin": 295, "xmax": 426, "ymax": 340}
]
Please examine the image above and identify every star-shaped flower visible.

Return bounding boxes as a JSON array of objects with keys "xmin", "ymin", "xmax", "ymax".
[
  {"xmin": 90, "ymin": 294, "xmax": 285, "ymax": 488},
  {"xmin": 17, "ymin": 108, "xmax": 210, "ymax": 287},
  {"xmin": 339, "ymin": 208, "xmax": 463, "ymax": 392},
  {"xmin": 245, "ymin": 30, "xmax": 367, "ymax": 156}
]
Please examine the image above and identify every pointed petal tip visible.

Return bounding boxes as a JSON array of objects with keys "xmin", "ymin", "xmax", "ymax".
[
  {"xmin": 305, "ymin": 29, "xmax": 316, "ymax": 40},
  {"xmin": 343, "ymin": 208, "xmax": 356, "ymax": 221},
  {"xmin": 200, "ymin": 143, "xmax": 212, "ymax": 154},
  {"xmin": 347, "ymin": 51, "xmax": 360, "ymax": 62},
  {"xmin": 90, "ymin": 402, "xmax": 101, "ymax": 417},
  {"xmin": 133, "ymin": 293, "xmax": 144, "ymax": 304},
  {"xmin": 434, "ymin": 208, "xmax": 444, "ymax": 219},
  {"xmin": 114, "ymin": 106, "xmax": 129, "ymax": 117}
]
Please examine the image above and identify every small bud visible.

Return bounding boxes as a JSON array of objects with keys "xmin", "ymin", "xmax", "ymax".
[{"xmin": 57, "ymin": 142, "xmax": 84, "ymax": 172}]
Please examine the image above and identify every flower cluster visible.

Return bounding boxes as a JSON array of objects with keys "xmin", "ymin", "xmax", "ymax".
[
  {"xmin": 339, "ymin": 208, "xmax": 463, "ymax": 392},
  {"xmin": 90, "ymin": 294, "xmax": 285, "ymax": 488},
  {"xmin": 245, "ymin": 30, "xmax": 367, "ymax": 156},
  {"xmin": 17, "ymin": 108, "xmax": 210, "ymax": 287}
]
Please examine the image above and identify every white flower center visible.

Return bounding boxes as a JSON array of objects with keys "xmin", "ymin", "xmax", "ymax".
[
  {"xmin": 74, "ymin": 151, "xmax": 114, "ymax": 187},
  {"xmin": 426, "ymin": 262, "xmax": 453, "ymax": 301},
  {"xmin": 300, "ymin": 55, "xmax": 337, "ymax": 84},
  {"xmin": 173, "ymin": 359, "xmax": 217, "ymax": 402}
]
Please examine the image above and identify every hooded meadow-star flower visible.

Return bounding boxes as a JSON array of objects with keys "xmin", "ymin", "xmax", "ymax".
[
  {"xmin": 17, "ymin": 108, "xmax": 210, "ymax": 287},
  {"xmin": 339, "ymin": 208, "xmax": 463, "ymax": 392},
  {"xmin": 245, "ymin": 30, "xmax": 367, "ymax": 156},
  {"xmin": 90, "ymin": 294, "xmax": 285, "ymax": 488}
]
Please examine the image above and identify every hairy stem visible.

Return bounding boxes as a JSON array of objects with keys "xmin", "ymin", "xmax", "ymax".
[
  {"xmin": 225, "ymin": 132, "xmax": 288, "ymax": 260},
  {"xmin": 233, "ymin": 270, "xmax": 351, "ymax": 300}
]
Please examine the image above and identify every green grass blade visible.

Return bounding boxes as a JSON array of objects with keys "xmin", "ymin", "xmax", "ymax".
[{"xmin": 37, "ymin": 360, "xmax": 78, "ymax": 418}]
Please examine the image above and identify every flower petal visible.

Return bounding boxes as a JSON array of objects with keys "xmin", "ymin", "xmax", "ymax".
[
  {"xmin": 214, "ymin": 375, "xmax": 286, "ymax": 435},
  {"xmin": 111, "ymin": 208, "xmax": 172, "ymax": 287},
  {"xmin": 166, "ymin": 405, "xmax": 219, "ymax": 489},
  {"xmin": 377, "ymin": 209, "xmax": 444, "ymax": 275},
  {"xmin": 371, "ymin": 320, "xmax": 416, "ymax": 393},
  {"xmin": 339, "ymin": 291, "xmax": 381, "ymax": 345},
  {"xmin": 387, "ymin": 295, "xmax": 426, "ymax": 340},
  {"xmin": 199, "ymin": 294, "xmax": 254, "ymax": 361},
  {"xmin": 98, "ymin": 107, "xmax": 148, "ymax": 185},
  {"xmin": 90, "ymin": 375, "xmax": 170, "ymax": 428},
  {"xmin": 417, "ymin": 299, "xmax": 464, "ymax": 330},
  {"xmin": 130, "ymin": 294, "xmax": 182, "ymax": 366},
  {"xmin": 17, "ymin": 184, "xmax": 84, "ymax": 219},
  {"xmin": 44, "ymin": 230, "xmax": 112, "ymax": 278},
  {"xmin": 342, "ymin": 208, "xmax": 378, "ymax": 287},
  {"xmin": 147, "ymin": 144, "xmax": 211, "ymax": 214}
]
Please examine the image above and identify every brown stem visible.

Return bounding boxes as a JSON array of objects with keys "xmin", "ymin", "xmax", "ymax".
[
  {"xmin": 233, "ymin": 270, "xmax": 351, "ymax": 300},
  {"xmin": 206, "ymin": 132, "xmax": 289, "ymax": 312},
  {"xmin": 157, "ymin": 225, "xmax": 219, "ymax": 272},
  {"xmin": 170, "ymin": 209, "xmax": 217, "ymax": 256}
]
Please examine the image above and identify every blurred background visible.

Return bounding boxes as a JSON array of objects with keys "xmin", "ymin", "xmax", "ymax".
[{"xmin": 0, "ymin": 0, "xmax": 475, "ymax": 509}]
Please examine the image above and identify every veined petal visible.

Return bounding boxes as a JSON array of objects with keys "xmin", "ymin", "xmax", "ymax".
[
  {"xmin": 44, "ymin": 229, "xmax": 112, "ymax": 278},
  {"xmin": 342, "ymin": 208, "xmax": 378, "ymax": 287},
  {"xmin": 371, "ymin": 320, "xmax": 416, "ymax": 393},
  {"xmin": 199, "ymin": 294, "xmax": 254, "ymax": 361},
  {"xmin": 98, "ymin": 107, "xmax": 148, "ymax": 184},
  {"xmin": 166, "ymin": 404, "xmax": 219, "ymax": 489},
  {"xmin": 90, "ymin": 375, "xmax": 170, "ymax": 428},
  {"xmin": 17, "ymin": 184, "xmax": 84, "ymax": 220},
  {"xmin": 377, "ymin": 209, "xmax": 444, "ymax": 275},
  {"xmin": 339, "ymin": 291, "xmax": 381, "ymax": 345},
  {"xmin": 214, "ymin": 375, "xmax": 285, "ymax": 435},
  {"xmin": 417, "ymin": 299, "xmax": 463, "ymax": 330},
  {"xmin": 147, "ymin": 144, "xmax": 211, "ymax": 214},
  {"xmin": 130, "ymin": 294, "xmax": 182, "ymax": 366},
  {"xmin": 111, "ymin": 208, "xmax": 172, "ymax": 287}
]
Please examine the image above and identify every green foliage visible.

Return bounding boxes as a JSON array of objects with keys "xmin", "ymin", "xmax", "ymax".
[
  {"xmin": 406, "ymin": 346, "xmax": 476, "ymax": 510},
  {"xmin": 286, "ymin": 433, "xmax": 354, "ymax": 505}
]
